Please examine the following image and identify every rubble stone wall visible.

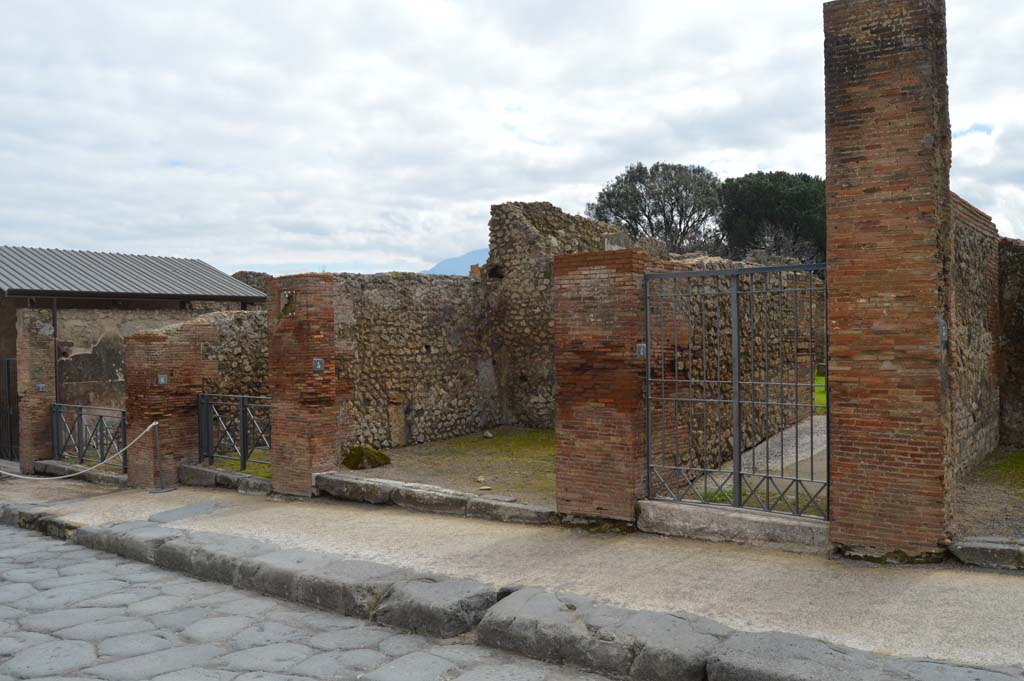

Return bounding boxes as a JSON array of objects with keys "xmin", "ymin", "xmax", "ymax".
[
  {"xmin": 483, "ymin": 202, "xmax": 631, "ymax": 428},
  {"xmin": 948, "ymin": 195, "xmax": 1001, "ymax": 475},
  {"xmin": 999, "ymin": 237, "xmax": 1024, "ymax": 446},
  {"xmin": 332, "ymin": 273, "xmax": 495, "ymax": 452}
]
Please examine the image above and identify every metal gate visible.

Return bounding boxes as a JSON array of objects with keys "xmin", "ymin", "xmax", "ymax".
[
  {"xmin": 0, "ymin": 358, "xmax": 16, "ymax": 461},
  {"xmin": 198, "ymin": 393, "xmax": 271, "ymax": 471},
  {"xmin": 644, "ymin": 263, "xmax": 828, "ymax": 518}
]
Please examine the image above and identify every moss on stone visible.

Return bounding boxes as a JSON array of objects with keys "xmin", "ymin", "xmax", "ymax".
[{"xmin": 343, "ymin": 444, "xmax": 391, "ymax": 470}]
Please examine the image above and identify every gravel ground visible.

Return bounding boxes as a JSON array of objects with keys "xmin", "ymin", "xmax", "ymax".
[
  {"xmin": 0, "ymin": 526, "xmax": 609, "ymax": 681},
  {"xmin": 957, "ymin": 448, "xmax": 1024, "ymax": 538}
]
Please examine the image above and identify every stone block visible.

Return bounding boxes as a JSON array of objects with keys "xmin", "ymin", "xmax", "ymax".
[
  {"xmin": 153, "ymin": 532, "xmax": 276, "ymax": 585},
  {"xmin": 950, "ymin": 538, "xmax": 1024, "ymax": 570},
  {"xmin": 391, "ymin": 483, "xmax": 470, "ymax": 516},
  {"xmin": 178, "ymin": 465, "xmax": 217, "ymax": 487},
  {"xmin": 375, "ymin": 578, "xmax": 497, "ymax": 638},
  {"xmin": 315, "ymin": 472, "xmax": 400, "ymax": 505},
  {"xmin": 465, "ymin": 498, "xmax": 559, "ymax": 525},
  {"xmin": 294, "ymin": 559, "xmax": 414, "ymax": 618},
  {"xmin": 236, "ymin": 549, "xmax": 332, "ymax": 599}
]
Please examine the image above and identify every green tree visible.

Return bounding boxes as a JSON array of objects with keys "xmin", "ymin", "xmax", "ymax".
[
  {"xmin": 586, "ymin": 162, "xmax": 722, "ymax": 253},
  {"xmin": 719, "ymin": 171, "xmax": 826, "ymax": 262}
]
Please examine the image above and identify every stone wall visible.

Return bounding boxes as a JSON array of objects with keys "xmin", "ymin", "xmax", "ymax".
[
  {"xmin": 824, "ymin": 0, "xmax": 955, "ymax": 560},
  {"xmin": 333, "ymin": 273, "xmax": 494, "ymax": 451},
  {"xmin": 1000, "ymin": 237, "xmax": 1024, "ymax": 445},
  {"xmin": 484, "ymin": 202, "xmax": 630, "ymax": 428},
  {"xmin": 948, "ymin": 195, "xmax": 1001, "ymax": 476}
]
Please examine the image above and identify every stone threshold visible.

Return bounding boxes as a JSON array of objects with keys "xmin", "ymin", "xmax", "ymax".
[
  {"xmin": 179, "ymin": 463, "xmax": 272, "ymax": 495},
  {"xmin": 32, "ymin": 458, "xmax": 129, "ymax": 487},
  {"xmin": 0, "ymin": 499, "xmax": 1018, "ymax": 681},
  {"xmin": 637, "ymin": 499, "xmax": 833, "ymax": 555},
  {"xmin": 951, "ymin": 537, "xmax": 1024, "ymax": 570}
]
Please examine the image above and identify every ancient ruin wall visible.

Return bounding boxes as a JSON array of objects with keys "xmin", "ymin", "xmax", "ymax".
[
  {"xmin": 333, "ymin": 273, "xmax": 496, "ymax": 452},
  {"xmin": 484, "ymin": 202, "xmax": 630, "ymax": 428},
  {"xmin": 948, "ymin": 195, "xmax": 1001, "ymax": 474},
  {"xmin": 1000, "ymin": 237, "xmax": 1024, "ymax": 446}
]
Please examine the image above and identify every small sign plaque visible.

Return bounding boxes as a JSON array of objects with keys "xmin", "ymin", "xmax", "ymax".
[
  {"xmin": 312, "ymin": 358, "xmax": 325, "ymax": 373},
  {"xmin": 156, "ymin": 374, "xmax": 170, "ymax": 386}
]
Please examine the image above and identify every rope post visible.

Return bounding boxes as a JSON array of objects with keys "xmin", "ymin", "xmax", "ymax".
[{"xmin": 147, "ymin": 422, "xmax": 177, "ymax": 494}]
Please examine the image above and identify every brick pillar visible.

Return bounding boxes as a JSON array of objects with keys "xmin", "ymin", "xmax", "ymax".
[
  {"xmin": 554, "ymin": 250, "xmax": 648, "ymax": 521},
  {"xmin": 267, "ymin": 275, "xmax": 338, "ymax": 497},
  {"xmin": 15, "ymin": 310, "xmax": 56, "ymax": 474},
  {"xmin": 824, "ymin": 0, "xmax": 954, "ymax": 559},
  {"xmin": 125, "ymin": 320, "xmax": 218, "ymax": 488}
]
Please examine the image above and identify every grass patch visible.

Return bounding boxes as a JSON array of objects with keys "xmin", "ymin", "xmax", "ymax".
[
  {"xmin": 814, "ymin": 372, "xmax": 827, "ymax": 414},
  {"xmin": 975, "ymin": 449, "xmax": 1024, "ymax": 489},
  {"xmin": 441, "ymin": 428, "xmax": 555, "ymax": 457},
  {"xmin": 210, "ymin": 456, "xmax": 272, "ymax": 479}
]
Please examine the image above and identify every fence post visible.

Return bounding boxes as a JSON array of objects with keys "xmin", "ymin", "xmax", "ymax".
[
  {"xmin": 239, "ymin": 395, "xmax": 249, "ymax": 471},
  {"xmin": 197, "ymin": 394, "xmax": 206, "ymax": 464},
  {"xmin": 50, "ymin": 405, "xmax": 59, "ymax": 459},
  {"xmin": 120, "ymin": 409, "xmax": 128, "ymax": 473},
  {"xmin": 75, "ymin": 405, "xmax": 84, "ymax": 464},
  {"xmin": 730, "ymin": 274, "xmax": 742, "ymax": 508}
]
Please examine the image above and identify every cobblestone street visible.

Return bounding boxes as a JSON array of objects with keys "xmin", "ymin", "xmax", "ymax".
[{"xmin": 0, "ymin": 526, "xmax": 608, "ymax": 680}]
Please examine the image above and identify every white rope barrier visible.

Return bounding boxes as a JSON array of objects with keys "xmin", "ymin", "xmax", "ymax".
[{"xmin": 0, "ymin": 421, "xmax": 160, "ymax": 482}]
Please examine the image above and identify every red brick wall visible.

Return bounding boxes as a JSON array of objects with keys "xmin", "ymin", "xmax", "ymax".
[
  {"xmin": 15, "ymin": 309, "xmax": 56, "ymax": 474},
  {"xmin": 825, "ymin": 0, "xmax": 954, "ymax": 559},
  {"xmin": 554, "ymin": 249, "xmax": 648, "ymax": 520},
  {"xmin": 267, "ymin": 275, "xmax": 339, "ymax": 497},
  {"xmin": 125, "ymin": 318, "xmax": 220, "ymax": 488}
]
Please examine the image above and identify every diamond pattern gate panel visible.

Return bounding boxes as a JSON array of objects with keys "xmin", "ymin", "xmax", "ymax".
[
  {"xmin": 51, "ymin": 403, "xmax": 128, "ymax": 471},
  {"xmin": 644, "ymin": 264, "xmax": 828, "ymax": 518},
  {"xmin": 198, "ymin": 394, "xmax": 271, "ymax": 471}
]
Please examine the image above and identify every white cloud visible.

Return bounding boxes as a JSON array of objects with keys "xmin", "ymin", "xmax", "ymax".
[{"xmin": 1, "ymin": 0, "xmax": 1021, "ymax": 274}]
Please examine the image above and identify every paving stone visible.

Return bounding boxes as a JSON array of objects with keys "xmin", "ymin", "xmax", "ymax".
[
  {"xmin": 81, "ymin": 643, "xmax": 225, "ymax": 680},
  {"xmin": 54, "ymin": 617, "xmax": 156, "ymax": 642},
  {"xmin": 233, "ymin": 673, "xmax": 315, "ymax": 681},
  {"xmin": 0, "ymin": 605, "xmax": 24, "ymax": 620},
  {"xmin": 425, "ymin": 644, "xmax": 497, "ymax": 664},
  {"xmin": 181, "ymin": 616, "xmax": 254, "ymax": 643},
  {"xmin": 159, "ymin": 581, "xmax": 229, "ymax": 599},
  {"xmin": 96, "ymin": 631, "xmax": 179, "ymax": 658},
  {"xmin": 75, "ymin": 587, "xmax": 161, "ymax": 608},
  {"xmin": 0, "ymin": 631, "xmax": 54, "ymax": 656},
  {"xmin": 216, "ymin": 642, "xmax": 315, "ymax": 672},
  {"xmin": 236, "ymin": 550, "xmax": 331, "ymax": 600},
  {"xmin": 1, "ymin": 639, "xmax": 97, "ymax": 678},
  {"xmin": 232, "ymin": 621, "xmax": 305, "ymax": 648},
  {"xmin": 290, "ymin": 648, "xmax": 389, "ymax": 677},
  {"xmin": 148, "ymin": 607, "xmax": 213, "ymax": 631},
  {"xmin": 126, "ymin": 594, "xmax": 189, "ymax": 616},
  {"xmin": 215, "ymin": 595, "xmax": 278, "ymax": 617},
  {"xmin": 0, "ymin": 582, "xmax": 36, "ymax": 604},
  {"xmin": 4, "ymin": 567, "xmax": 60, "ymax": 582},
  {"xmin": 375, "ymin": 578, "xmax": 497, "ymax": 638},
  {"xmin": 308, "ymin": 625, "xmax": 393, "ymax": 651},
  {"xmin": 34, "ymin": 573, "xmax": 119, "ymax": 590},
  {"xmin": 20, "ymin": 608, "xmax": 125, "ymax": 634},
  {"xmin": 363, "ymin": 651, "xmax": 458, "ymax": 681},
  {"xmin": 453, "ymin": 665, "xmax": 546, "ymax": 681},
  {"xmin": 152, "ymin": 669, "xmax": 238, "ymax": 681},
  {"xmin": 379, "ymin": 633, "xmax": 430, "ymax": 657},
  {"xmin": 13, "ymin": 580, "xmax": 125, "ymax": 611}
]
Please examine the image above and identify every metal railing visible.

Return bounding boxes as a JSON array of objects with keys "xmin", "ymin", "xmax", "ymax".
[
  {"xmin": 51, "ymin": 404, "xmax": 127, "ymax": 472},
  {"xmin": 197, "ymin": 394, "xmax": 271, "ymax": 470},
  {"xmin": 645, "ymin": 263, "xmax": 829, "ymax": 519}
]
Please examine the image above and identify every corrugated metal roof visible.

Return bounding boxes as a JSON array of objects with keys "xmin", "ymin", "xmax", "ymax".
[{"xmin": 0, "ymin": 246, "xmax": 266, "ymax": 302}]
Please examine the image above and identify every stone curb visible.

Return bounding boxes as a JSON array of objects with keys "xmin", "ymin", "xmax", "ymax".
[
  {"xmin": 316, "ymin": 471, "xmax": 561, "ymax": 525},
  {"xmin": 179, "ymin": 463, "xmax": 272, "ymax": 495},
  {"xmin": 1, "ymin": 499, "xmax": 1021, "ymax": 681},
  {"xmin": 951, "ymin": 537, "xmax": 1024, "ymax": 570},
  {"xmin": 32, "ymin": 458, "xmax": 129, "ymax": 488}
]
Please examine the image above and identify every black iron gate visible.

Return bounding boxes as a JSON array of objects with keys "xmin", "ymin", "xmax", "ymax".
[
  {"xmin": 198, "ymin": 394, "xmax": 271, "ymax": 471},
  {"xmin": 644, "ymin": 263, "xmax": 829, "ymax": 518},
  {"xmin": 0, "ymin": 358, "xmax": 16, "ymax": 462}
]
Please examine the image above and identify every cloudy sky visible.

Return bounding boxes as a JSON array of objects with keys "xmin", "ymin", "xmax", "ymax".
[{"xmin": 2, "ymin": 1, "xmax": 1022, "ymax": 275}]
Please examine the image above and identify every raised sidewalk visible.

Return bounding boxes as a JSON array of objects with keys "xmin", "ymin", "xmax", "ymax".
[{"xmin": 1, "ymin": 479, "xmax": 1023, "ymax": 672}]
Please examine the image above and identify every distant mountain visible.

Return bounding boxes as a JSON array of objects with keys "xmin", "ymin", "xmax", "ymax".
[{"xmin": 422, "ymin": 248, "xmax": 489, "ymax": 275}]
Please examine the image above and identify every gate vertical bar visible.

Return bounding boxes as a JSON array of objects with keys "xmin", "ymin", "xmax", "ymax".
[
  {"xmin": 239, "ymin": 396, "xmax": 250, "ymax": 471},
  {"xmin": 75, "ymin": 405, "xmax": 84, "ymax": 463},
  {"xmin": 121, "ymin": 409, "xmax": 128, "ymax": 473},
  {"xmin": 644, "ymin": 277, "xmax": 653, "ymax": 500},
  {"xmin": 51, "ymin": 404, "xmax": 59, "ymax": 459},
  {"xmin": 197, "ymin": 395, "xmax": 206, "ymax": 463},
  {"xmin": 730, "ymin": 274, "xmax": 742, "ymax": 507}
]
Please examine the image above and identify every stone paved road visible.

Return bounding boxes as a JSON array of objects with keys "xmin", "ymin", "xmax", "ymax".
[{"xmin": 0, "ymin": 527, "xmax": 609, "ymax": 681}]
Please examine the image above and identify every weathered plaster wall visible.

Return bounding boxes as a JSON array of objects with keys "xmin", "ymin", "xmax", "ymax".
[
  {"xmin": 333, "ymin": 273, "xmax": 495, "ymax": 452},
  {"xmin": 948, "ymin": 194, "xmax": 1001, "ymax": 476},
  {"xmin": 483, "ymin": 202, "xmax": 631, "ymax": 428},
  {"xmin": 999, "ymin": 237, "xmax": 1024, "ymax": 446}
]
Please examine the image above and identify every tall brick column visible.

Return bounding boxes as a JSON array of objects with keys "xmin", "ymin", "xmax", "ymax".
[
  {"xmin": 125, "ymin": 319, "xmax": 220, "ymax": 488},
  {"xmin": 824, "ymin": 0, "xmax": 954, "ymax": 559},
  {"xmin": 267, "ymin": 274, "xmax": 339, "ymax": 497},
  {"xmin": 554, "ymin": 250, "xmax": 648, "ymax": 521}
]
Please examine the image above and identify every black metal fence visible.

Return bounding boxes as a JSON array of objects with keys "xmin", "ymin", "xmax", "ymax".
[
  {"xmin": 197, "ymin": 394, "xmax": 271, "ymax": 470},
  {"xmin": 51, "ymin": 403, "xmax": 127, "ymax": 471},
  {"xmin": 644, "ymin": 263, "xmax": 828, "ymax": 518},
  {"xmin": 0, "ymin": 359, "xmax": 17, "ymax": 462}
]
